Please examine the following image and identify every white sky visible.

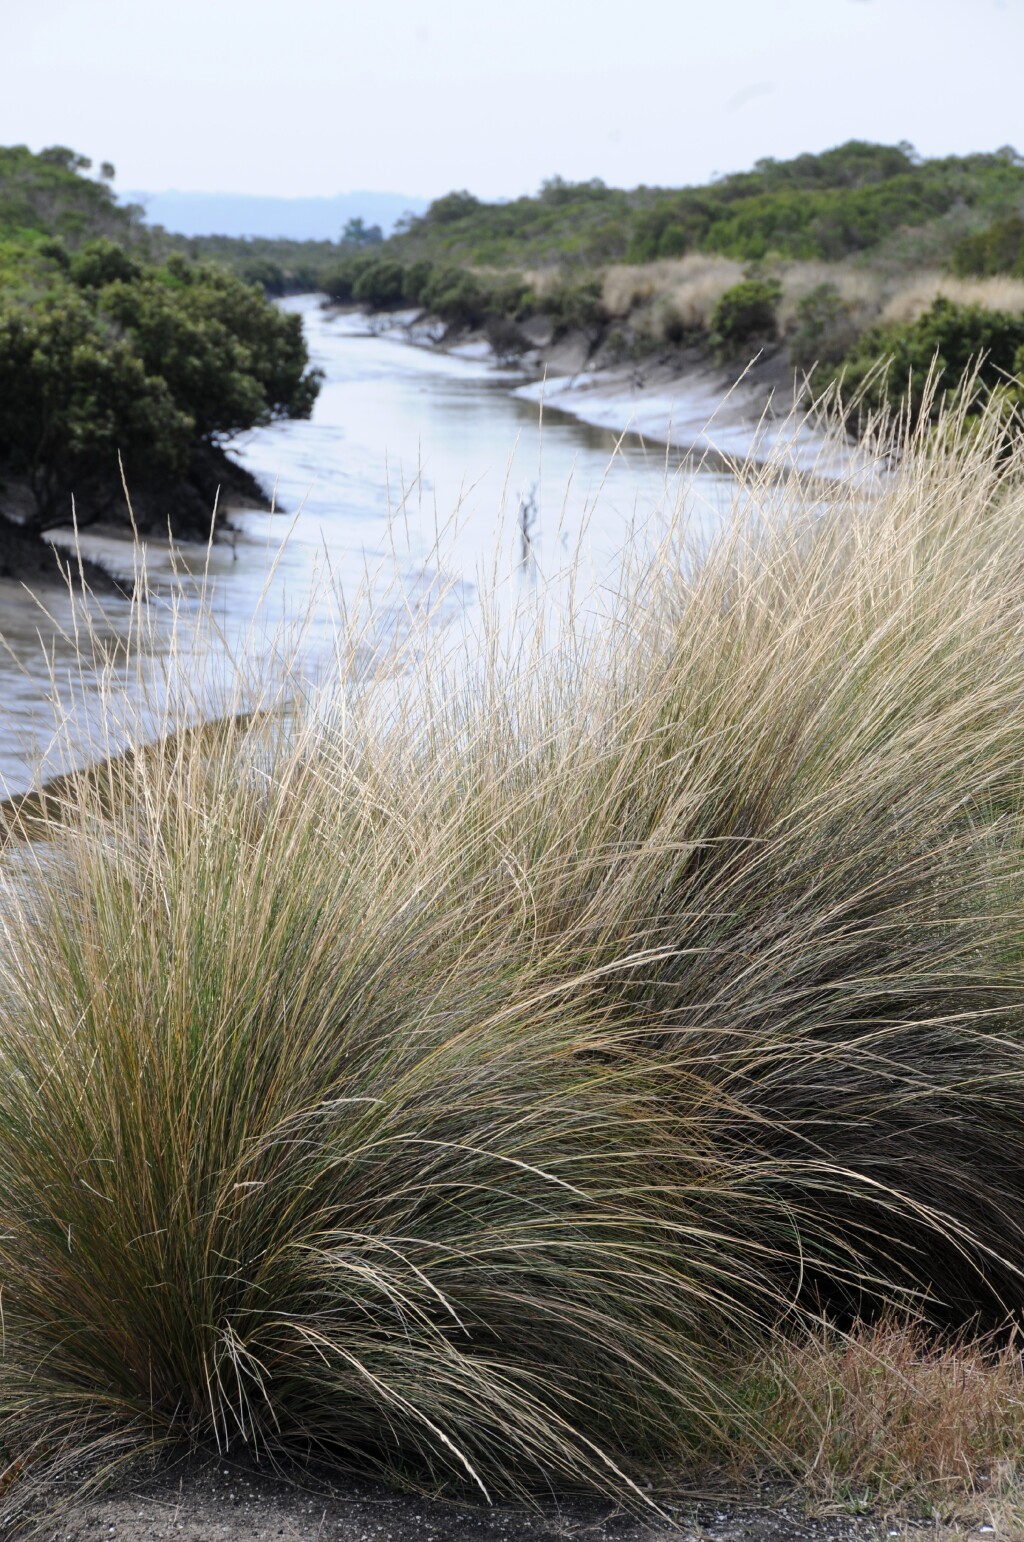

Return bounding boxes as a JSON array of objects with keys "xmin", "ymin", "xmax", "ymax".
[{"xmin": 2, "ymin": 0, "xmax": 1021, "ymax": 201}]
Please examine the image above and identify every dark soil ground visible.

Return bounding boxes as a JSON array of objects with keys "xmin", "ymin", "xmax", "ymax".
[
  {"xmin": 0, "ymin": 507, "xmax": 126, "ymax": 593},
  {"xmin": 31, "ymin": 1456, "xmax": 971, "ymax": 1542},
  {"xmin": 0, "ymin": 445, "xmax": 270, "ymax": 590}
]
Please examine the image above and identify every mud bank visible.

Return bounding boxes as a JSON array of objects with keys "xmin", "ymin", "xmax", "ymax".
[
  {"xmin": 335, "ymin": 305, "xmax": 855, "ymax": 478},
  {"xmin": 0, "ymin": 443, "xmax": 272, "ymax": 590}
]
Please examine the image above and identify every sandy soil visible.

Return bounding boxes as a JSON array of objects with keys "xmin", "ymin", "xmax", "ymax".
[{"xmin": 33, "ymin": 1454, "xmax": 946, "ymax": 1542}]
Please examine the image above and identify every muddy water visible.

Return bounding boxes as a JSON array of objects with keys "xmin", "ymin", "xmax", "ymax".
[{"xmin": 0, "ymin": 297, "xmax": 738, "ymax": 797}]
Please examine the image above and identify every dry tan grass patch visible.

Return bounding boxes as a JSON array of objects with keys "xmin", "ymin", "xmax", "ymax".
[
  {"xmin": 602, "ymin": 254, "xmax": 744, "ymax": 326},
  {"xmin": 775, "ymin": 261, "xmax": 885, "ymax": 332},
  {"xmin": 738, "ymin": 1318, "xmax": 1024, "ymax": 1529},
  {"xmin": 601, "ymin": 258, "xmax": 1024, "ymax": 352},
  {"xmin": 878, "ymin": 271, "xmax": 1024, "ymax": 325}
]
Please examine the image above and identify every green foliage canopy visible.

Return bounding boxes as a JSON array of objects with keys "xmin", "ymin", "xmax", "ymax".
[
  {"xmin": 787, "ymin": 283, "xmax": 860, "ymax": 372},
  {"xmin": 0, "ymin": 143, "xmax": 143, "ymax": 249},
  {"xmin": 952, "ymin": 216, "xmax": 1024, "ymax": 278},
  {"xmin": 709, "ymin": 279, "xmax": 782, "ymax": 361},
  {"xmin": 386, "ymin": 143, "xmax": 1024, "ymax": 270},
  {"xmin": 0, "ymin": 290, "xmax": 192, "ymax": 520},
  {"xmin": 0, "ymin": 223, "xmax": 322, "ymax": 524},
  {"xmin": 821, "ymin": 297, "xmax": 1024, "ymax": 426}
]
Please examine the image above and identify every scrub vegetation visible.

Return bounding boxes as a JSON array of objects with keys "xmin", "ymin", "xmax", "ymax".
[
  {"xmin": 4, "ymin": 137, "xmax": 1024, "ymax": 537},
  {"xmin": 319, "ymin": 140, "xmax": 1024, "ymax": 428},
  {"xmin": 4, "ymin": 405, "xmax": 1024, "ymax": 1532},
  {"xmin": 377, "ymin": 142, "xmax": 1024, "ymax": 269},
  {"xmin": 0, "ymin": 145, "xmax": 321, "ymax": 544}
]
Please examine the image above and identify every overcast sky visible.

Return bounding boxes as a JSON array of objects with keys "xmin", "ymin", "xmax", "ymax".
[{"xmin": 3, "ymin": 0, "xmax": 1021, "ymax": 201}]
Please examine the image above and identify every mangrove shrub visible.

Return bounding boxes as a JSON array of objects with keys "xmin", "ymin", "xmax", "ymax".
[{"xmin": 0, "ymin": 249, "xmax": 322, "ymax": 525}]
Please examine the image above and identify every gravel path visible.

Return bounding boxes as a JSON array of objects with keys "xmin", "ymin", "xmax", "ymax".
[{"xmin": 34, "ymin": 1456, "xmax": 969, "ymax": 1542}]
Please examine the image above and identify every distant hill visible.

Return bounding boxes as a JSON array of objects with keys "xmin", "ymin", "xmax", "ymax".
[{"xmin": 124, "ymin": 190, "xmax": 429, "ymax": 242}]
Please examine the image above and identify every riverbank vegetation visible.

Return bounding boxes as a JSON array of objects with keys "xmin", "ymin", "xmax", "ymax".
[
  {"xmin": 4, "ymin": 137, "xmax": 1024, "ymax": 556},
  {"xmin": 398, "ymin": 143, "xmax": 1021, "ymax": 265},
  {"xmin": 0, "ymin": 146, "xmax": 321, "ymax": 565},
  {"xmin": 321, "ymin": 140, "xmax": 1024, "ymax": 428},
  {"xmin": 4, "ymin": 406, "xmax": 1024, "ymax": 1532},
  {"xmin": 16, "ymin": 138, "xmax": 1023, "ymax": 422}
]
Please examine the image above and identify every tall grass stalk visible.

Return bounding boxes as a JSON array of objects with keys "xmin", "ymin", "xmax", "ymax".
[{"xmin": 2, "ymin": 401, "xmax": 1024, "ymax": 1525}]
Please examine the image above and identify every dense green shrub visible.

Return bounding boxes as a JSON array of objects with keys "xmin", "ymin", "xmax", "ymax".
[
  {"xmin": 169, "ymin": 233, "xmax": 342, "ymax": 296},
  {"xmin": 0, "ymin": 255, "xmax": 321, "ymax": 524},
  {"xmin": 0, "ymin": 293, "xmax": 192, "ymax": 520},
  {"xmin": 822, "ymin": 296, "xmax": 1024, "ymax": 424},
  {"xmin": 321, "ymin": 267, "xmax": 354, "ymax": 303},
  {"xmin": 486, "ymin": 274, "xmax": 533, "ymax": 322},
  {"xmin": 700, "ymin": 175, "xmax": 954, "ymax": 262},
  {"xmin": 787, "ymin": 282, "xmax": 859, "ymax": 372},
  {"xmin": 352, "ymin": 258, "xmax": 409, "ymax": 310},
  {"xmin": 238, "ymin": 257, "xmax": 287, "ymax": 295},
  {"xmin": 401, "ymin": 258, "xmax": 435, "ymax": 305},
  {"xmin": 539, "ymin": 278, "xmax": 608, "ymax": 339},
  {"xmin": 69, "ymin": 237, "xmax": 142, "ymax": 289},
  {"xmin": 321, "ymin": 258, "xmax": 526, "ymax": 329},
  {"xmin": 100, "ymin": 264, "xmax": 318, "ymax": 441},
  {"xmin": 0, "ymin": 146, "xmax": 323, "ymax": 533},
  {"xmin": 321, "ymin": 254, "xmax": 379, "ymax": 303},
  {"xmin": 324, "ymin": 254, "xmax": 429, "ymax": 310},
  {"xmin": 709, "ymin": 278, "xmax": 782, "ymax": 360},
  {"xmin": 420, "ymin": 267, "xmax": 489, "ymax": 329},
  {"xmin": 952, "ymin": 215, "xmax": 1024, "ymax": 278},
  {"xmin": 386, "ymin": 143, "xmax": 1024, "ymax": 272},
  {"xmin": 424, "ymin": 190, "xmax": 482, "ymax": 224}
]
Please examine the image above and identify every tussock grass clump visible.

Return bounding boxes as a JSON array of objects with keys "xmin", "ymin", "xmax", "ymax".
[
  {"xmin": 602, "ymin": 253, "xmax": 745, "ymax": 330},
  {"xmin": 3, "ymin": 403, "xmax": 1024, "ymax": 1523},
  {"xmin": 0, "ymin": 728, "xmax": 768, "ymax": 1506}
]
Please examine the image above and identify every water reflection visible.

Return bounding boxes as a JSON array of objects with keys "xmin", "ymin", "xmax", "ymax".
[{"xmin": 0, "ymin": 297, "xmax": 736, "ymax": 796}]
